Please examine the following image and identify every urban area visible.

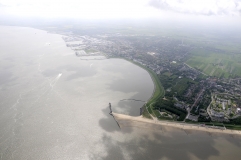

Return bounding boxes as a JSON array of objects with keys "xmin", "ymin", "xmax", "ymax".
[{"xmin": 62, "ymin": 33, "xmax": 241, "ymax": 125}]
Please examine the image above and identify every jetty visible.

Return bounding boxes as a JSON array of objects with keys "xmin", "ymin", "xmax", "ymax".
[{"xmin": 109, "ymin": 103, "xmax": 112, "ymax": 115}]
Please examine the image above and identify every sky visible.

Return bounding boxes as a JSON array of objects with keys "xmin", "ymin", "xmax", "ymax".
[{"xmin": 0, "ymin": 0, "xmax": 241, "ymax": 27}]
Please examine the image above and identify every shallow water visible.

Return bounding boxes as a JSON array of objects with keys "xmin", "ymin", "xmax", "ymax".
[{"xmin": 0, "ymin": 26, "xmax": 240, "ymax": 160}]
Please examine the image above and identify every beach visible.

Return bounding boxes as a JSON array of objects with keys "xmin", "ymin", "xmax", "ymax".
[{"xmin": 112, "ymin": 112, "xmax": 241, "ymax": 135}]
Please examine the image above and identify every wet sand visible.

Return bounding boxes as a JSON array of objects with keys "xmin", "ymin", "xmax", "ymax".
[{"xmin": 112, "ymin": 112, "xmax": 241, "ymax": 135}]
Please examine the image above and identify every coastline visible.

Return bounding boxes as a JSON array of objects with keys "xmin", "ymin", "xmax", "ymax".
[
  {"xmin": 112, "ymin": 57, "xmax": 164, "ymax": 118},
  {"xmin": 112, "ymin": 112, "xmax": 241, "ymax": 135},
  {"xmin": 110, "ymin": 57, "xmax": 241, "ymax": 131}
]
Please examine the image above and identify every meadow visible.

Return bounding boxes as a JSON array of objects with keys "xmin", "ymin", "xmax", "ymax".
[{"xmin": 186, "ymin": 48, "xmax": 241, "ymax": 78}]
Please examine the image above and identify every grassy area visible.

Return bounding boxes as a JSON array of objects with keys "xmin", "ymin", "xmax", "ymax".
[
  {"xmin": 146, "ymin": 68, "xmax": 165, "ymax": 106},
  {"xmin": 172, "ymin": 78, "xmax": 190, "ymax": 95},
  {"xmin": 159, "ymin": 71, "xmax": 196, "ymax": 98},
  {"xmin": 185, "ymin": 119, "xmax": 197, "ymax": 123},
  {"xmin": 225, "ymin": 125, "xmax": 241, "ymax": 130},
  {"xmin": 186, "ymin": 48, "xmax": 241, "ymax": 78},
  {"xmin": 142, "ymin": 107, "xmax": 153, "ymax": 119},
  {"xmin": 153, "ymin": 110, "xmax": 161, "ymax": 117},
  {"xmin": 147, "ymin": 105, "xmax": 153, "ymax": 115},
  {"xmin": 158, "ymin": 116, "xmax": 173, "ymax": 120}
]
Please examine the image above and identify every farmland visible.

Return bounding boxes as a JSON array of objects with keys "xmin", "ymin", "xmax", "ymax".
[{"xmin": 186, "ymin": 49, "xmax": 241, "ymax": 78}]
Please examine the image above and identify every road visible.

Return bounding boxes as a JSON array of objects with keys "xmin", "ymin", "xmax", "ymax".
[
  {"xmin": 184, "ymin": 63, "xmax": 208, "ymax": 76},
  {"xmin": 185, "ymin": 89, "xmax": 204, "ymax": 120}
]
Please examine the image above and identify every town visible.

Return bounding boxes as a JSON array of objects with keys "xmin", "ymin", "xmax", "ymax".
[{"xmin": 61, "ymin": 33, "xmax": 241, "ymax": 125}]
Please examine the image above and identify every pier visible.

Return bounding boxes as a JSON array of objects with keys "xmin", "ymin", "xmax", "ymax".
[{"xmin": 109, "ymin": 103, "xmax": 112, "ymax": 115}]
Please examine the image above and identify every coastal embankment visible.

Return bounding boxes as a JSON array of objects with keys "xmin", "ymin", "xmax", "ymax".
[{"xmin": 121, "ymin": 58, "xmax": 165, "ymax": 118}]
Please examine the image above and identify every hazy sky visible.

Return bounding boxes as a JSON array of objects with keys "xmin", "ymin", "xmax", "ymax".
[{"xmin": 0, "ymin": 0, "xmax": 240, "ymax": 22}]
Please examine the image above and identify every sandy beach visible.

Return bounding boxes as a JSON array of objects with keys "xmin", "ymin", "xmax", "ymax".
[{"xmin": 112, "ymin": 112, "xmax": 241, "ymax": 135}]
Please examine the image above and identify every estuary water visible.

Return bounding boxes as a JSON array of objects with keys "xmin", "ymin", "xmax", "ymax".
[{"xmin": 0, "ymin": 26, "xmax": 241, "ymax": 160}]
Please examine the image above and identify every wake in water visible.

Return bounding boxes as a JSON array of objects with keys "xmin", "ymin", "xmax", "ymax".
[{"xmin": 50, "ymin": 73, "xmax": 62, "ymax": 89}]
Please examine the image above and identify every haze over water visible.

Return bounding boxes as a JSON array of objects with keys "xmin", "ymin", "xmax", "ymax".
[{"xmin": 0, "ymin": 26, "xmax": 241, "ymax": 160}]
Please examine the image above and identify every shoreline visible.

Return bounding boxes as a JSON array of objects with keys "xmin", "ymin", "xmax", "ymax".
[
  {"xmin": 111, "ymin": 57, "xmax": 164, "ymax": 118},
  {"xmin": 112, "ymin": 112, "xmax": 241, "ymax": 135},
  {"xmin": 111, "ymin": 57, "xmax": 163, "ymax": 101},
  {"xmin": 109, "ymin": 57, "xmax": 241, "ymax": 132}
]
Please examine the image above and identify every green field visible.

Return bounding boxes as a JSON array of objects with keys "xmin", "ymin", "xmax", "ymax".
[
  {"xmin": 186, "ymin": 49, "xmax": 241, "ymax": 78},
  {"xmin": 172, "ymin": 78, "xmax": 191, "ymax": 95},
  {"xmin": 142, "ymin": 67, "xmax": 165, "ymax": 118},
  {"xmin": 159, "ymin": 71, "xmax": 196, "ymax": 98}
]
